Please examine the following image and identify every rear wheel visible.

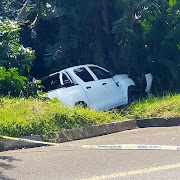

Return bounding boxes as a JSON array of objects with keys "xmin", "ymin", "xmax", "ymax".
[{"xmin": 75, "ymin": 101, "xmax": 88, "ymax": 108}]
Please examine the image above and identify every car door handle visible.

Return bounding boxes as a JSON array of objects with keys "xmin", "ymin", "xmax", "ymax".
[
  {"xmin": 86, "ymin": 86, "xmax": 91, "ymax": 89},
  {"xmin": 102, "ymin": 83, "xmax": 107, "ymax": 85}
]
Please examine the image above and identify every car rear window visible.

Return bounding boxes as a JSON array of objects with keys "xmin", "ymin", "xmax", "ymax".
[
  {"xmin": 74, "ymin": 67, "xmax": 94, "ymax": 82},
  {"xmin": 41, "ymin": 73, "xmax": 61, "ymax": 92}
]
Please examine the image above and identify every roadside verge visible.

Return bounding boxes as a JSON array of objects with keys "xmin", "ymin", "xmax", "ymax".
[{"xmin": 1, "ymin": 117, "xmax": 180, "ymax": 151}]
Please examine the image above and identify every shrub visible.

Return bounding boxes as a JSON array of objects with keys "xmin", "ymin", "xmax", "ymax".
[
  {"xmin": 0, "ymin": 17, "xmax": 35, "ymax": 74},
  {"xmin": 0, "ymin": 67, "xmax": 27, "ymax": 96},
  {"xmin": 0, "ymin": 17, "xmax": 41, "ymax": 97}
]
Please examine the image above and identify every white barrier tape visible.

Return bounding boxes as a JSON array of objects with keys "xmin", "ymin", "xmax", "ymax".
[
  {"xmin": 1, "ymin": 135, "xmax": 180, "ymax": 151},
  {"xmin": 81, "ymin": 144, "xmax": 180, "ymax": 151}
]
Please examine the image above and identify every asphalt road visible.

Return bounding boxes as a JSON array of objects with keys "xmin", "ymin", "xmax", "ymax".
[{"xmin": 0, "ymin": 126, "xmax": 180, "ymax": 180}]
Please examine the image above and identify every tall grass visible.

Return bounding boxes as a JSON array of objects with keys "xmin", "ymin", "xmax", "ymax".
[
  {"xmin": 0, "ymin": 93, "xmax": 179, "ymax": 141},
  {"xmin": 121, "ymin": 93, "xmax": 180, "ymax": 119},
  {"xmin": 0, "ymin": 97, "xmax": 123, "ymax": 140}
]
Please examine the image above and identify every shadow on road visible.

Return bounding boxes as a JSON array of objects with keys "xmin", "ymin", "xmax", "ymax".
[{"xmin": 0, "ymin": 156, "xmax": 21, "ymax": 180}]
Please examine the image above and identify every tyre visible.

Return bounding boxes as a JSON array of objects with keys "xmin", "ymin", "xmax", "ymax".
[
  {"xmin": 128, "ymin": 86, "xmax": 148, "ymax": 104},
  {"xmin": 128, "ymin": 86, "xmax": 137, "ymax": 104},
  {"xmin": 75, "ymin": 101, "xmax": 88, "ymax": 108}
]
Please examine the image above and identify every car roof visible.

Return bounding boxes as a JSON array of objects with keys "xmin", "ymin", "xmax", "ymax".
[
  {"xmin": 49, "ymin": 64, "xmax": 98, "ymax": 76},
  {"xmin": 65, "ymin": 64, "xmax": 97, "ymax": 71}
]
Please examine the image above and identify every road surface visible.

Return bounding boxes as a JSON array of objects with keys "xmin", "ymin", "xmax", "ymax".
[{"xmin": 0, "ymin": 126, "xmax": 180, "ymax": 180}]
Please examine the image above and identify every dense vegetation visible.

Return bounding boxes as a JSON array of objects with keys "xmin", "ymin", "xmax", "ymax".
[
  {"xmin": 0, "ymin": 1, "xmax": 180, "ymax": 143},
  {"xmin": 0, "ymin": 0, "xmax": 180, "ymax": 96},
  {"xmin": 0, "ymin": 94, "xmax": 179, "ymax": 140}
]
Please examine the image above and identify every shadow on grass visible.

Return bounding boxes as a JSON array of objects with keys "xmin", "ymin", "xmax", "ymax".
[{"xmin": 0, "ymin": 156, "xmax": 21, "ymax": 180}]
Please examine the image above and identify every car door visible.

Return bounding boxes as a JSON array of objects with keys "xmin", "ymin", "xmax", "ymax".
[
  {"xmin": 48, "ymin": 72, "xmax": 89, "ymax": 107},
  {"xmin": 73, "ymin": 67, "xmax": 109, "ymax": 110},
  {"xmin": 88, "ymin": 66, "xmax": 125, "ymax": 109}
]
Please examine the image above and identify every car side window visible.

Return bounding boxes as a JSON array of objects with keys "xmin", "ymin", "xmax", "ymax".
[
  {"xmin": 74, "ymin": 67, "xmax": 94, "ymax": 82},
  {"xmin": 41, "ymin": 73, "xmax": 61, "ymax": 91},
  {"xmin": 89, "ymin": 66, "xmax": 111, "ymax": 80},
  {"xmin": 41, "ymin": 74, "xmax": 61, "ymax": 92},
  {"xmin": 62, "ymin": 73, "xmax": 74, "ymax": 87},
  {"xmin": 49, "ymin": 74, "xmax": 61, "ymax": 91}
]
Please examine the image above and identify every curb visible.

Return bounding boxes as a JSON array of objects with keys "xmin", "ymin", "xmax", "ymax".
[
  {"xmin": 55, "ymin": 119, "xmax": 137, "ymax": 143},
  {"xmin": 1, "ymin": 135, "xmax": 44, "ymax": 151},
  {"xmin": 55, "ymin": 117, "xmax": 180, "ymax": 143},
  {"xmin": 137, "ymin": 117, "xmax": 180, "ymax": 127},
  {"xmin": 1, "ymin": 117, "xmax": 180, "ymax": 151}
]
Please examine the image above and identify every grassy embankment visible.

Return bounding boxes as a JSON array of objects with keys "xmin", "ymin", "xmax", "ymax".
[{"xmin": 0, "ymin": 93, "xmax": 180, "ymax": 141}]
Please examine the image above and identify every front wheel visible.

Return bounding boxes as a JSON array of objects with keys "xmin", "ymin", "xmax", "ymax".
[
  {"xmin": 128, "ymin": 86, "xmax": 138, "ymax": 104},
  {"xmin": 128, "ymin": 86, "xmax": 148, "ymax": 104}
]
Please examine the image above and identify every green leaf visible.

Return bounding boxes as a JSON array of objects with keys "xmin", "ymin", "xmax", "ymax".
[{"xmin": 169, "ymin": 0, "xmax": 177, "ymax": 7}]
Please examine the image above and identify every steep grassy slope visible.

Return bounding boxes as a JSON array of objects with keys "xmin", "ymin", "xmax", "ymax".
[{"xmin": 0, "ymin": 94, "xmax": 179, "ymax": 140}]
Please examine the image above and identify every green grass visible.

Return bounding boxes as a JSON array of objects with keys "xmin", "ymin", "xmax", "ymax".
[
  {"xmin": 121, "ymin": 93, "xmax": 180, "ymax": 119},
  {"xmin": 0, "ymin": 93, "xmax": 180, "ymax": 141},
  {"xmin": 0, "ymin": 97, "xmax": 123, "ymax": 140}
]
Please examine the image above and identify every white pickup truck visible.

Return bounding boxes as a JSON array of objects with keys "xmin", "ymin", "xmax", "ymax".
[{"xmin": 41, "ymin": 64, "xmax": 153, "ymax": 111}]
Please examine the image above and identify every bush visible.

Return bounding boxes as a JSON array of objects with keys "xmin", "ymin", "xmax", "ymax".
[
  {"xmin": 0, "ymin": 18, "xmax": 35, "ymax": 74},
  {"xmin": 0, "ymin": 17, "xmax": 42, "ymax": 97},
  {"xmin": 0, "ymin": 67, "xmax": 27, "ymax": 96},
  {"xmin": 0, "ymin": 67, "xmax": 42, "ymax": 97}
]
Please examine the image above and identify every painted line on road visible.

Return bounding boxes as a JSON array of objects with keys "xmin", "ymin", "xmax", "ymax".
[
  {"xmin": 77, "ymin": 163, "xmax": 180, "ymax": 180},
  {"xmin": 1, "ymin": 135, "xmax": 180, "ymax": 151},
  {"xmin": 0, "ymin": 135, "xmax": 57, "ymax": 146}
]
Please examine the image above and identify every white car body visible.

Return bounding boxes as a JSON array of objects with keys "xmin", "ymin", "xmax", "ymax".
[{"xmin": 41, "ymin": 64, "xmax": 137, "ymax": 111}]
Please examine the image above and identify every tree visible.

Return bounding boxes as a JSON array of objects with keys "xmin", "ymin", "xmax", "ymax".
[
  {"xmin": 0, "ymin": 18, "xmax": 35, "ymax": 74},
  {"xmin": 140, "ymin": 0, "xmax": 180, "ymax": 92},
  {"xmin": 1, "ymin": 0, "xmax": 179, "ymax": 93},
  {"xmin": 0, "ymin": 17, "xmax": 40, "ymax": 97}
]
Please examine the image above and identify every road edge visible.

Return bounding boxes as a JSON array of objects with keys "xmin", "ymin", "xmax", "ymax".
[{"xmin": 1, "ymin": 117, "xmax": 180, "ymax": 151}]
